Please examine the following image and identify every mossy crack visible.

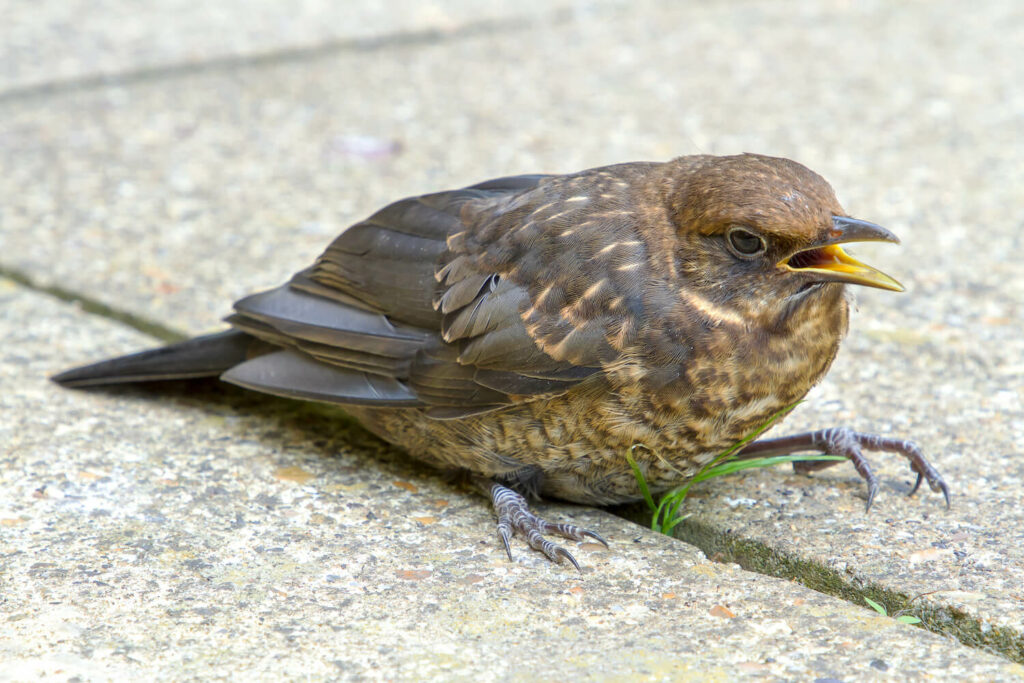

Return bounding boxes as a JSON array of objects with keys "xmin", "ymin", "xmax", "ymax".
[{"xmin": 614, "ymin": 504, "xmax": 1023, "ymax": 664}]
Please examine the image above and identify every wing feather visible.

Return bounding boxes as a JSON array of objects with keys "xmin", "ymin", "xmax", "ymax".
[
  {"xmin": 221, "ymin": 167, "xmax": 671, "ymax": 413},
  {"xmin": 223, "ymin": 350, "xmax": 420, "ymax": 406}
]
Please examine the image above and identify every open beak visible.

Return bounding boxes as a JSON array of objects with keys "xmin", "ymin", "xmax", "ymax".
[{"xmin": 779, "ymin": 216, "xmax": 904, "ymax": 292}]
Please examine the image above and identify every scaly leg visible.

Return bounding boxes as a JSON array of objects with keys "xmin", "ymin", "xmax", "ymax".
[
  {"xmin": 735, "ymin": 427, "xmax": 950, "ymax": 511},
  {"xmin": 476, "ymin": 477, "xmax": 607, "ymax": 569}
]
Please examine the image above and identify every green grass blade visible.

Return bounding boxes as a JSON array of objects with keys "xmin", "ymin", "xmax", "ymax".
[
  {"xmin": 626, "ymin": 446, "xmax": 657, "ymax": 513},
  {"xmin": 691, "ymin": 454, "xmax": 845, "ymax": 482},
  {"xmin": 625, "ymin": 399, "xmax": 848, "ymax": 536},
  {"xmin": 864, "ymin": 597, "xmax": 887, "ymax": 616},
  {"xmin": 654, "ymin": 494, "xmax": 676, "ymax": 533}
]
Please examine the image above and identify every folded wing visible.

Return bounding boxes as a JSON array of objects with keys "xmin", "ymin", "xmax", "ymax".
[{"xmin": 223, "ymin": 169, "xmax": 655, "ymax": 417}]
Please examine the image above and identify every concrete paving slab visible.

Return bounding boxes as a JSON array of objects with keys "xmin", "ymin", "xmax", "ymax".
[
  {"xmin": 0, "ymin": 0, "xmax": 571, "ymax": 95},
  {"xmin": 2, "ymin": 0, "xmax": 1023, "ymax": 669},
  {"xmin": 4, "ymin": 277, "xmax": 1023, "ymax": 680}
]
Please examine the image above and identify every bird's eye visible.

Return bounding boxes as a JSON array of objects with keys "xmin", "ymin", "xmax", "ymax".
[{"xmin": 727, "ymin": 227, "xmax": 767, "ymax": 257}]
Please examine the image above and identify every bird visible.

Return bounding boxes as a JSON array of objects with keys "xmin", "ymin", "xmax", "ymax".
[{"xmin": 53, "ymin": 153, "xmax": 949, "ymax": 568}]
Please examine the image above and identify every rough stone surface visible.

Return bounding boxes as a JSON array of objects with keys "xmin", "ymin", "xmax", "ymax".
[
  {"xmin": 2, "ymin": 0, "xmax": 1023, "ymax": 676},
  {"xmin": 6, "ymin": 279, "xmax": 1020, "ymax": 680},
  {"xmin": 0, "ymin": 0, "xmax": 568, "ymax": 94}
]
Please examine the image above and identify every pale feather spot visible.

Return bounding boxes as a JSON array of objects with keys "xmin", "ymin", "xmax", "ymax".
[
  {"xmin": 608, "ymin": 296, "xmax": 623, "ymax": 310},
  {"xmin": 581, "ymin": 279, "xmax": 607, "ymax": 300},
  {"xmin": 559, "ymin": 305, "xmax": 579, "ymax": 326},
  {"xmin": 686, "ymin": 417, "xmax": 718, "ymax": 441},
  {"xmin": 598, "ymin": 240, "xmax": 642, "ymax": 255},
  {"xmin": 617, "ymin": 263, "xmax": 641, "ymax": 271},
  {"xmin": 662, "ymin": 251, "xmax": 679, "ymax": 280},
  {"xmin": 677, "ymin": 289, "xmax": 745, "ymax": 326},
  {"xmin": 613, "ymin": 318, "xmax": 634, "ymax": 349},
  {"xmin": 725, "ymin": 395, "xmax": 782, "ymax": 422},
  {"xmin": 535, "ymin": 284, "xmax": 554, "ymax": 306},
  {"xmin": 546, "ymin": 327, "xmax": 583, "ymax": 359},
  {"xmin": 560, "ymin": 229, "xmax": 576, "ymax": 237},
  {"xmin": 603, "ymin": 353, "xmax": 648, "ymax": 382},
  {"xmin": 559, "ymin": 280, "xmax": 606, "ymax": 325},
  {"xmin": 566, "ymin": 195, "xmax": 589, "ymax": 202},
  {"xmin": 445, "ymin": 231, "xmax": 465, "ymax": 249},
  {"xmin": 530, "ymin": 202, "xmax": 555, "ymax": 216}
]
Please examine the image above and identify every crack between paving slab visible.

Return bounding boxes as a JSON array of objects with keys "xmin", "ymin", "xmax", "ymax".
[
  {"xmin": 613, "ymin": 502, "xmax": 1024, "ymax": 665},
  {"xmin": 0, "ymin": 6, "xmax": 582, "ymax": 104},
  {"xmin": 0, "ymin": 266, "xmax": 187, "ymax": 344}
]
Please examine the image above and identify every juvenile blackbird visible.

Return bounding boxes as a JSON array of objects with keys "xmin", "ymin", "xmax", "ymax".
[{"xmin": 54, "ymin": 153, "xmax": 949, "ymax": 567}]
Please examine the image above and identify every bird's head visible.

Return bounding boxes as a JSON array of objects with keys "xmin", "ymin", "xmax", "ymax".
[{"xmin": 662, "ymin": 153, "xmax": 902, "ymax": 321}]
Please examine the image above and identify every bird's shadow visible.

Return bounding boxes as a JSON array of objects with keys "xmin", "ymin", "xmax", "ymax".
[
  {"xmin": 72, "ymin": 379, "xmax": 909, "ymax": 521},
  {"xmin": 80, "ymin": 377, "xmax": 451, "ymax": 490}
]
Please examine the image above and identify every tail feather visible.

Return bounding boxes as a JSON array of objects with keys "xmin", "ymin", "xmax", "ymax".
[{"xmin": 51, "ymin": 330, "xmax": 255, "ymax": 387}]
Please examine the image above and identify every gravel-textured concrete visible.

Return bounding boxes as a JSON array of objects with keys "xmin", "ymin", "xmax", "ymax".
[
  {"xmin": 4, "ymin": 277, "xmax": 1022, "ymax": 680},
  {"xmin": 0, "ymin": 0, "xmax": 567, "ymax": 95},
  {"xmin": 2, "ymin": 0, "xmax": 1023, "ymax": 677}
]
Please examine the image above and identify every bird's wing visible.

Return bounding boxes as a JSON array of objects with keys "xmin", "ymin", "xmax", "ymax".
[{"xmin": 222, "ymin": 167, "xmax": 661, "ymax": 417}]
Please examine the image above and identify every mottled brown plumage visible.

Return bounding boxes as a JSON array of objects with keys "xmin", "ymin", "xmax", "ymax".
[{"xmin": 53, "ymin": 153, "xmax": 948, "ymax": 568}]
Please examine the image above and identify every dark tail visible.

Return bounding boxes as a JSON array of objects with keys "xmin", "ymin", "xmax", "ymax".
[{"xmin": 51, "ymin": 330, "xmax": 255, "ymax": 387}]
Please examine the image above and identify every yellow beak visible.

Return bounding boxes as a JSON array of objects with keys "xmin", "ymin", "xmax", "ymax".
[{"xmin": 780, "ymin": 216, "xmax": 904, "ymax": 292}]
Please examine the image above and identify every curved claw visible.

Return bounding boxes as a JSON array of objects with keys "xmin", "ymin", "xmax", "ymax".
[
  {"xmin": 482, "ymin": 479, "xmax": 604, "ymax": 568},
  {"xmin": 908, "ymin": 471, "xmax": 924, "ymax": 497},
  {"xmin": 538, "ymin": 520, "xmax": 609, "ymax": 548},
  {"xmin": 737, "ymin": 427, "xmax": 950, "ymax": 510},
  {"xmin": 864, "ymin": 478, "xmax": 879, "ymax": 513},
  {"xmin": 905, "ymin": 444, "xmax": 951, "ymax": 507},
  {"xmin": 554, "ymin": 546, "xmax": 581, "ymax": 571},
  {"xmin": 908, "ymin": 467, "xmax": 950, "ymax": 507},
  {"xmin": 498, "ymin": 526, "xmax": 514, "ymax": 561}
]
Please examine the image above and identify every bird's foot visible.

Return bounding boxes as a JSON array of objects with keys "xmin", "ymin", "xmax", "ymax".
[
  {"xmin": 736, "ymin": 427, "xmax": 949, "ymax": 511},
  {"xmin": 479, "ymin": 479, "xmax": 607, "ymax": 569}
]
